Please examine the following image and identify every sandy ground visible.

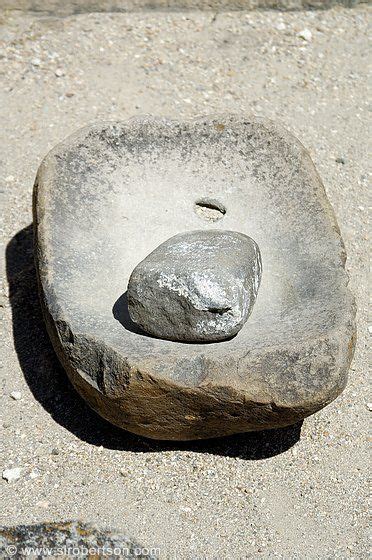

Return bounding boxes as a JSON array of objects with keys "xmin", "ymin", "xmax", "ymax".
[{"xmin": 0, "ymin": 6, "xmax": 370, "ymax": 559}]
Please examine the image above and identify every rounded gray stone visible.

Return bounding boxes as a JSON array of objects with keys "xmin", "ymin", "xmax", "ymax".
[
  {"xmin": 33, "ymin": 115, "xmax": 356, "ymax": 440},
  {"xmin": 127, "ymin": 230, "xmax": 262, "ymax": 342}
]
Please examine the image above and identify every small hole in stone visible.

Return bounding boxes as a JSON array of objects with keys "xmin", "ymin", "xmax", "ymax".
[{"xmin": 194, "ymin": 198, "xmax": 226, "ymax": 222}]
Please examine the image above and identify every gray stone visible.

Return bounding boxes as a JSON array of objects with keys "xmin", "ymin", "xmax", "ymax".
[
  {"xmin": 2, "ymin": 0, "xmax": 365, "ymax": 17},
  {"xmin": 0, "ymin": 521, "xmax": 158, "ymax": 559},
  {"xmin": 33, "ymin": 115, "xmax": 356, "ymax": 440},
  {"xmin": 128, "ymin": 230, "xmax": 262, "ymax": 342}
]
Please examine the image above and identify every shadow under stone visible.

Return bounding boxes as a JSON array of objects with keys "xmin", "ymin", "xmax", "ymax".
[
  {"xmin": 113, "ymin": 291, "xmax": 156, "ymax": 337},
  {"xmin": 5, "ymin": 224, "xmax": 302, "ymax": 459}
]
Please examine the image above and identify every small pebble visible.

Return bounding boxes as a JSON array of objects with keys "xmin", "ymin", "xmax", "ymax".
[
  {"xmin": 298, "ymin": 28, "xmax": 312, "ymax": 42},
  {"xmin": 2, "ymin": 467, "xmax": 22, "ymax": 482},
  {"xmin": 276, "ymin": 22, "xmax": 286, "ymax": 31},
  {"xmin": 51, "ymin": 448, "xmax": 60, "ymax": 455},
  {"xmin": 10, "ymin": 391, "xmax": 22, "ymax": 400},
  {"xmin": 36, "ymin": 500, "xmax": 49, "ymax": 508},
  {"xmin": 367, "ymin": 403, "xmax": 372, "ymax": 412},
  {"xmin": 55, "ymin": 68, "xmax": 65, "ymax": 77},
  {"xmin": 335, "ymin": 157, "xmax": 346, "ymax": 164},
  {"xmin": 29, "ymin": 470, "xmax": 39, "ymax": 480},
  {"xmin": 31, "ymin": 57, "xmax": 41, "ymax": 66}
]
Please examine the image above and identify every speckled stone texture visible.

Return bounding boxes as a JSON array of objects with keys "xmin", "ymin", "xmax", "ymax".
[
  {"xmin": 0, "ymin": 521, "xmax": 157, "ymax": 559},
  {"xmin": 128, "ymin": 230, "xmax": 262, "ymax": 342},
  {"xmin": 33, "ymin": 115, "xmax": 356, "ymax": 440}
]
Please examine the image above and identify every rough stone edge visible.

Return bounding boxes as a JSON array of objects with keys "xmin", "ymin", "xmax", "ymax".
[
  {"xmin": 1, "ymin": 0, "xmax": 367, "ymax": 16},
  {"xmin": 0, "ymin": 520, "xmax": 158, "ymax": 559},
  {"xmin": 33, "ymin": 114, "xmax": 357, "ymax": 440}
]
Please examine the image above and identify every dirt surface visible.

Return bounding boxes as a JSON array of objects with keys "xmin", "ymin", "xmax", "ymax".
[{"xmin": 0, "ymin": 6, "xmax": 370, "ymax": 559}]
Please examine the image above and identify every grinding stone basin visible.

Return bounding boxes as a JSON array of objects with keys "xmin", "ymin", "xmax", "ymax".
[{"xmin": 33, "ymin": 115, "xmax": 356, "ymax": 441}]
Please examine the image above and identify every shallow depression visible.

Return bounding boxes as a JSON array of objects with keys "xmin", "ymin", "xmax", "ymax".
[{"xmin": 194, "ymin": 198, "xmax": 226, "ymax": 222}]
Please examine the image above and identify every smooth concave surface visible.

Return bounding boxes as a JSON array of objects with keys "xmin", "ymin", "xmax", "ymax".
[
  {"xmin": 33, "ymin": 115, "xmax": 356, "ymax": 440},
  {"xmin": 127, "ymin": 230, "xmax": 262, "ymax": 342}
]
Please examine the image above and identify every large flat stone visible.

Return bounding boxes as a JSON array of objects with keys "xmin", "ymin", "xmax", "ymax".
[{"xmin": 33, "ymin": 115, "xmax": 356, "ymax": 440}]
